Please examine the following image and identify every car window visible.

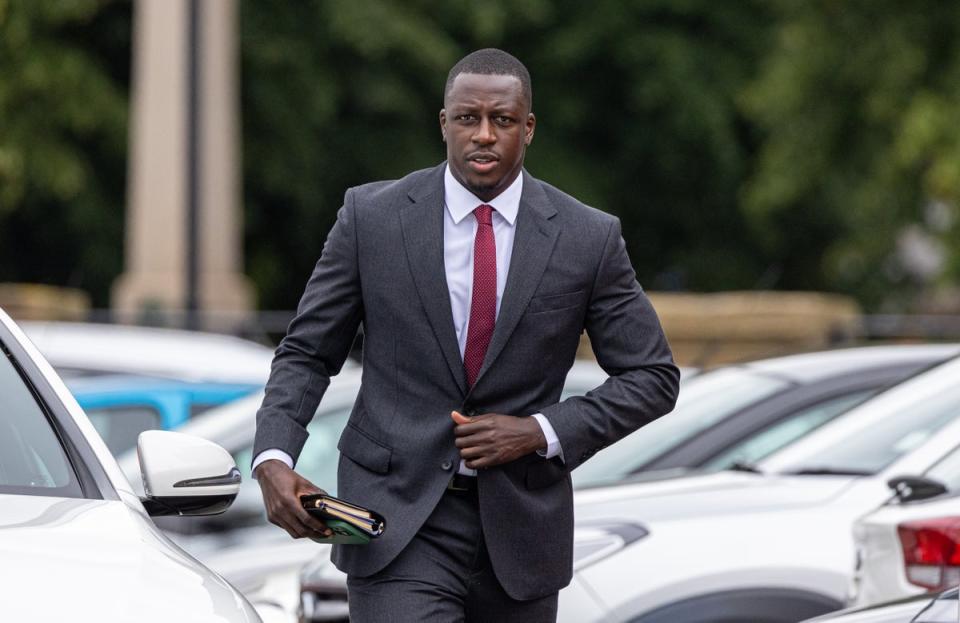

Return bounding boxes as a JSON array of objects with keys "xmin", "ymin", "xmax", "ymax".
[
  {"xmin": 295, "ymin": 407, "xmax": 353, "ymax": 495},
  {"xmin": 0, "ymin": 346, "xmax": 82, "ymax": 497},
  {"xmin": 232, "ymin": 404, "xmax": 352, "ymax": 496},
  {"xmin": 924, "ymin": 444, "xmax": 960, "ymax": 493},
  {"xmin": 777, "ymin": 382, "xmax": 960, "ymax": 475},
  {"xmin": 701, "ymin": 390, "xmax": 875, "ymax": 471},
  {"xmin": 571, "ymin": 368, "xmax": 789, "ymax": 488},
  {"xmin": 85, "ymin": 406, "xmax": 162, "ymax": 455},
  {"xmin": 189, "ymin": 403, "xmax": 219, "ymax": 418}
]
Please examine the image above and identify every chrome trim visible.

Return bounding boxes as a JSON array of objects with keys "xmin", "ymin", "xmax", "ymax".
[{"xmin": 173, "ymin": 467, "xmax": 241, "ymax": 488}]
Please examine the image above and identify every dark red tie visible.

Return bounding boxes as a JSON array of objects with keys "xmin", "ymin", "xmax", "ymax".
[{"xmin": 464, "ymin": 204, "xmax": 496, "ymax": 388}]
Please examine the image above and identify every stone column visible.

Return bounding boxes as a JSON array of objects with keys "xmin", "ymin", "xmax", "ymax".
[{"xmin": 113, "ymin": 0, "xmax": 253, "ymax": 327}]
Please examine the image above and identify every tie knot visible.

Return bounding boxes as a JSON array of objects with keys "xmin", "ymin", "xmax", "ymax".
[{"xmin": 474, "ymin": 204, "xmax": 494, "ymax": 226}]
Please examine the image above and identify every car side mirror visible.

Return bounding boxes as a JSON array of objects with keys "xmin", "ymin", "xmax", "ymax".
[
  {"xmin": 137, "ymin": 430, "xmax": 241, "ymax": 517},
  {"xmin": 887, "ymin": 475, "xmax": 947, "ymax": 503}
]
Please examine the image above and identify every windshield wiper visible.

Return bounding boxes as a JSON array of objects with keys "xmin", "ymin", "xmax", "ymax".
[
  {"xmin": 782, "ymin": 467, "xmax": 873, "ymax": 476},
  {"xmin": 726, "ymin": 461, "xmax": 763, "ymax": 474}
]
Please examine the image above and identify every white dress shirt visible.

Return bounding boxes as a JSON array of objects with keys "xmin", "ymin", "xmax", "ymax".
[{"xmin": 252, "ymin": 166, "xmax": 562, "ymax": 478}]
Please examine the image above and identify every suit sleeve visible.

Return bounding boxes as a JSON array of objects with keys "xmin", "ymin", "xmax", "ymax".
[
  {"xmin": 252, "ymin": 189, "xmax": 364, "ymax": 463},
  {"xmin": 541, "ymin": 217, "xmax": 680, "ymax": 471}
]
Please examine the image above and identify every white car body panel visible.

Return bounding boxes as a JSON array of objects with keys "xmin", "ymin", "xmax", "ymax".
[
  {"xmin": 21, "ymin": 320, "xmax": 274, "ymax": 384},
  {"xmin": 560, "ymin": 356, "xmax": 960, "ymax": 622},
  {"xmin": 0, "ymin": 495, "xmax": 258, "ymax": 622},
  {"xmin": 851, "ymin": 496, "xmax": 960, "ymax": 607}
]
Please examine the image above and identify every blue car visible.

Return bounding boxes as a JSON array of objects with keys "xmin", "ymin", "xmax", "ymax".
[{"xmin": 68, "ymin": 375, "xmax": 260, "ymax": 455}]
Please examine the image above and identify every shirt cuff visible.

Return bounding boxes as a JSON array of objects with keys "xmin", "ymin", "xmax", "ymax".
[
  {"xmin": 531, "ymin": 413, "xmax": 564, "ymax": 462},
  {"xmin": 251, "ymin": 449, "xmax": 294, "ymax": 479}
]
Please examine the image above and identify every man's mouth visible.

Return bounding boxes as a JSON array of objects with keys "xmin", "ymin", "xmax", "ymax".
[{"xmin": 467, "ymin": 154, "xmax": 499, "ymax": 174}]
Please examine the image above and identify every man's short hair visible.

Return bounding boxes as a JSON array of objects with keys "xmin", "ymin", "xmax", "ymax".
[{"xmin": 444, "ymin": 48, "xmax": 533, "ymax": 111}]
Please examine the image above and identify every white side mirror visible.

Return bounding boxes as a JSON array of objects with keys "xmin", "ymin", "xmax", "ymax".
[{"xmin": 137, "ymin": 430, "xmax": 241, "ymax": 517}]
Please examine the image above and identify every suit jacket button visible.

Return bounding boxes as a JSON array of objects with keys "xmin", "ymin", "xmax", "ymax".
[{"xmin": 441, "ymin": 460, "xmax": 453, "ymax": 471}]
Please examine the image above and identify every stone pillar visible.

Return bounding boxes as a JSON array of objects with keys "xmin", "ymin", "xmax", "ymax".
[{"xmin": 113, "ymin": 0, "xmax": 253, "ymax": 327}]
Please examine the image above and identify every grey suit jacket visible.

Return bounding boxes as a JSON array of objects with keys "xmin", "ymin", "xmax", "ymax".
[{"xmin": 253, "ymin": 163, "xmax": 679, "ymax": 600}]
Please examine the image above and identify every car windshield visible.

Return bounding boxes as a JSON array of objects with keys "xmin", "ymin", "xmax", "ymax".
[
  {"xmin": 0, "ymin": 343, "xmax": 81, "ymax": 497},
  {"xmin": 572, "ymin": 368, "xmax": 789, "ymax": 488},
  {"xmin": 232, "ymin": 402, "xmax": 351, "ymax": 496},
  {"xmin": 767, "ymin": 364, "xmax": 960, "ymax": 476},
  {"xmin": 923, "ymin": 444, "xmax": 960, "ymax": 494},
  {"xmin": 702, "ymin": 390, "xmax": 875, "ymax": 471}
]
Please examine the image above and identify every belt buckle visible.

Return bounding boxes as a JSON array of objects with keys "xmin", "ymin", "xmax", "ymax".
[{"xmin": 447, "ymin": 474, "xmax": 470, "ymax": 491}]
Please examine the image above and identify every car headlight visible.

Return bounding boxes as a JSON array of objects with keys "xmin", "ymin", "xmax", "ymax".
[{"xmin": 573, "ymin": 522, "xmax": 648, "ymax": 571}]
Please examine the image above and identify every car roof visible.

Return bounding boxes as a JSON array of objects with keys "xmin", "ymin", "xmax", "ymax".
[
  {"xmin": 20, "ymin": 321, "xmax": 275, "ymax": 384},
  {"xmin": 65, "ymin": 374, "xmax": 260, "ymax": 394},
  {"xmin": 737, "ymin": 344, "xmax": 960, "ymax": 383}
]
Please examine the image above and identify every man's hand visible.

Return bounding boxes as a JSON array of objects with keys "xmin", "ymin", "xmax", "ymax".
[
  {"xmin": 451, "ymin": 411, "xmax": 547, "ymax": 469},
  {"xmin": 255, "ymin": 459, "xmax": 333, "ymax": 539}
]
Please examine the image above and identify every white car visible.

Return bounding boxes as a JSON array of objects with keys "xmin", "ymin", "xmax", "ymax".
[
  {"xmin": 850, "ymin": 449, "xmax": 960, "ymax": 608},
  {"xmin": 562, "ymin": 354, "xmax": 960, "ymax": 623},
  {"xmin": 115, "ymin": 361, "xmax": 607, "ymax": 622},
  {"xmin": 21, "ymin": 320, "xmax": 275, "ymax": 383},
  {"xmin": 803, "ymin": 589, "xmax": 958, "ymax": 623},
  {"xmin": 0, "ymin": 309, "xmax": 261, "ymax": 622}
]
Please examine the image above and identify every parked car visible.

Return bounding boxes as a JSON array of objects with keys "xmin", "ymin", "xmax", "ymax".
[
  {"xmin": 850, "ymin": 445, "xmax": 960, "ymax": 607},
  {"xmin": 156, "ymin": 345, "xmax": 954, "ymax": 622},
  {"xmin": 561, "ymin": 354, "xmax": 960, "ymax": 622},
  {"xmin": 68, "ymin": 375, "xmax": 260, "ymax": 454},
  {"xmin": 0, "ymin": 308, "xmax": 260, "ymax": 622},
  {"xmin": 573, "ymin": 345, "xmax": 959, "ymax": 488},
  {"xmin": 289, "ymin": 346, "xmax": 959, "ymax": 623},
  {"xmin": 803, "ymin": 589, "xmax": 958, "ymax": 623},
  {"xmin": 119, "ymin": 361, "xmax": 608, "ymax": 552},
  {"xmin": 21, "ymin": 320, "xmax": 275, "ymax": 383}
]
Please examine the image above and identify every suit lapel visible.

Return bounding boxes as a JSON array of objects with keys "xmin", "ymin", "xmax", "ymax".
[
  {"xmin": 470, "ymin": 172, "xmax": 559, "ymax": 394},
  {"xmin": 399, "ymin": 165, "xmax": 468, "ymax": 395}
]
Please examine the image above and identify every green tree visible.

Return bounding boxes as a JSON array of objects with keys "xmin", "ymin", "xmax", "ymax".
[
  {"xmin": 0, "ymin": 0, "xmax": 131, "ymax": 305},
  {"xmin": 241, "ymin": 0, "xmax": 774, "ymax": 308},
  {"xmin": 742, "ymin": 0, "xmax": 960, "ymax": 309}
]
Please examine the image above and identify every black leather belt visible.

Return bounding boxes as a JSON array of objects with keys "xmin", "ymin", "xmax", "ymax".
[{"xmin": 447, "ymin": 473, "xmax": 477, "ymax": 492}]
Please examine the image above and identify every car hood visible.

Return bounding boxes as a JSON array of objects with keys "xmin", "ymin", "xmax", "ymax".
[
  {"xmin": 574, "ymin": 471, "xmax": 861, "ymax": 523},
  {"xmin": 0, "ymin": 494, "xmax": 259, "ymax": 623}
]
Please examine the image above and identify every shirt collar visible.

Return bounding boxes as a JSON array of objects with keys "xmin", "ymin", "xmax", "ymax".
[{"xmin": 443, "ymin": 164, "xmax": 522, "ymax": 226}]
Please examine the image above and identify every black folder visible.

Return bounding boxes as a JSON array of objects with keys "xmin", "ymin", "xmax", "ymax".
[{"xmin": 300, "ymin": 493, "xmax": 386, "ymax": 545}]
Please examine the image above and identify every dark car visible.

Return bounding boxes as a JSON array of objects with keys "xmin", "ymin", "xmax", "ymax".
[{"xmin": 573, "ymin": 344, "xmax": 960, "ymax": 488}]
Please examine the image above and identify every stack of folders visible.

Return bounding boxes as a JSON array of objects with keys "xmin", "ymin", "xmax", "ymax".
[{"xmin": 301, "ymin": 493, "xmax": 386, "ymax": 545}]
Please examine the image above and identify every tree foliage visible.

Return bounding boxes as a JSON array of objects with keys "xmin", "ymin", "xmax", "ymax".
[
  {"xmin": 2, "ymin": 0, "xmax": 959, "ymax": 313},
  {"xmin": 242, "ymin": 0, "xmax": 774, "ymax": 308},
  {"xmin": 741, "ymin": 0, "xmax": 960, "ymax": 309},
  {"xmin": 0, "ymin": 0, "xmax": 130, "ymax": 305}
]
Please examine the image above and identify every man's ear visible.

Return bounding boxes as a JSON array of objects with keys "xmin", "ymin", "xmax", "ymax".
[
  {"xmin": 439, "ymin": 109, "xmax": 447, "ymax": 142},
  {"xmin": 525, "ymin": 112, "xmax": 536, "ymax": 146}
]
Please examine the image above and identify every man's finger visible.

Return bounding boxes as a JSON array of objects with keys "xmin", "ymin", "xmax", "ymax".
[
  {"xmin": 465, "ymin": 456, "xmax": 494, "ymax": 470},
  {"xmin": 458, "ymin": 445, "xmax": 489, "ymax": 460},
  {"xmin": 454, "ymin": 432, "xmax": 489, "ymax": 449},
  {"xmin": 452, "ymin": 418, "xmax": 495, "ymax": 436},
  {"xmin": 451, "ymin": 410, "xmax": 472, "ymax": 425}
]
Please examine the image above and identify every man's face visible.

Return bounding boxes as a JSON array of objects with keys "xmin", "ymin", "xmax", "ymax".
[{"xmin": 440, "ymin": 73, "xmax": 535, "ymax": 202}]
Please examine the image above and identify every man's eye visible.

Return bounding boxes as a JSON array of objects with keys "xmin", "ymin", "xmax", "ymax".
[
  {"xmin": 495, "ymin": 116, "xmax": 515, "ymax": 125},
  {"xmin": 457, "ymin": 114, "xmax": 477, "ymax": 122}
]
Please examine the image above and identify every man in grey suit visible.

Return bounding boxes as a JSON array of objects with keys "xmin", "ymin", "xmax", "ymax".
[{"xmin": 252, "ymin": 48, "xmax": 679, "ymax": 621}]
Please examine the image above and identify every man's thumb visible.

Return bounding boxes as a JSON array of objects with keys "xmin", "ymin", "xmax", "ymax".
[{"xmin": 451, "ymin": 410, "xmax": 471, "ymax": 425}]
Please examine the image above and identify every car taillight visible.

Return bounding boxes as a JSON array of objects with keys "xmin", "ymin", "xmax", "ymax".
[{"xmin": 898, "ymin": 517, "xmax": 960, "ymax": 590}]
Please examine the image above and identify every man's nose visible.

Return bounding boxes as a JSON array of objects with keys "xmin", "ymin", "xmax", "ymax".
[{"xmin": 472, "ymin": 118, "xmax": 496, "ymax": 144}]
